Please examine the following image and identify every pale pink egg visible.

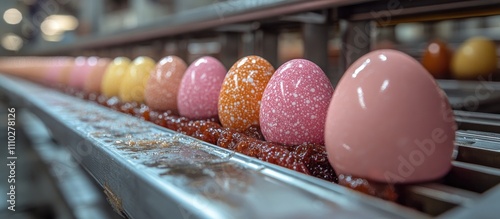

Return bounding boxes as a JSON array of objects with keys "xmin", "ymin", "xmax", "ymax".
[
  {"xmin": 0, "ymin": 57, "xmax": 45, "ymax": 81},
  {"xmin": 84, "ymin": 58, "xmax": 111, "ymax": 93},
  {"xmin": 260, "ymin": 59, "xmax": 333, "ymax": 145},
  {"xmin": 43, "ymin": 57, "xmax": 74, "ymax": 87},
  {"xmin": 325, "ymin": 49, "xmax": 456, "ymax": 183},
  {"xmin": 68, "ymin": 57, "xmax": 97, "ymax": 90},
  {"xmin": 177, "ymin": 56, "xmax": 226, "ymax": 120},
  {"xmin": 145, "ymin": 56, "xmax": 187, "ymax": 112}
]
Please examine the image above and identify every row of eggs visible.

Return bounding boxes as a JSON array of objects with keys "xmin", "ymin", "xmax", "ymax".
[
  {"xmin": 0, "ymin": 49, "xmax": 455, "ymax": 183},
  {"xmin": 104, "ymin": 50, "xmax": 457, "ymax": 183},
  {"xmin": 422, "ymin": 36, "xmax": 498, "ymax": 79},
  {"xmin": 101, "ymin": 55, "xmax": 333, "ymax": 146}
]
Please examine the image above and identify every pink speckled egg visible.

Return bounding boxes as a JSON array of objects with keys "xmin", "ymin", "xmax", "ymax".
[
  {"xmin": 260, "ymin": 59, "xmax": 333, "ymax": 145},
  {"xmin": 325, "ymin": 49, "xmax": 456, "ymax": 183},
  {"xmin": 177, "ymin": 56, "xmax": 226, "ymax": 120},
  {"xmin": 145, "ymin": 56, "xmax": 187, "ymax": 112}
]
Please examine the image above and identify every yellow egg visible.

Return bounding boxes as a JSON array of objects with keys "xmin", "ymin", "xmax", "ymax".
[
  {"xmin": 451, "ymin": 37, "xmax": 498, "ymax": 80},
  {"xmin": 119, "ymin": 56, "xmax": 156, "ymax": 102},
  {"xmin": 101, "ymin": 57, "xmax": 131, "ymax": 97}
]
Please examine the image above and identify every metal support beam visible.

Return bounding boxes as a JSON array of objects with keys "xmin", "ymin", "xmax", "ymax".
[
  {"xmin": 255, "ymin": 30, "xmax": 278, "ymax": 67},
  {"xmin": 176, "ymin": 38, "xmax": 189, "ymax": 62},
  {"xmin": 219, "ymin": 32, "xmax": 241, "ymax": 69},
  {"xmin": 151, "ymin": 40, "xmax": 165, "ymax": 60},
  {"xmin": 303, "ymin": 22, "xmax": 329, "ymax": 78},
  {"xmin": 242, "ymin": 32, "xmax": 255, "ymax": 56},
  {"xmin": 339, "ymin": 20, "xmax": 372, "ymax": 76},
  {"xmin": 79, "ymin": 0, "xmax": 104, "ymax": 34}
]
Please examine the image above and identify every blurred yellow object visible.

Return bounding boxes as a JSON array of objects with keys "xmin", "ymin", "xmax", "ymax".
[
  {"xmin": 119, "ymin": 56, "xmax": 155, "ymax": 102},
  {"xmin": 101, "ymin": 57, "xmax": 131, "ymax": 97},
  {"xmin": 451, "ymin": 37, "xmax": 497, "ymax": 80}
]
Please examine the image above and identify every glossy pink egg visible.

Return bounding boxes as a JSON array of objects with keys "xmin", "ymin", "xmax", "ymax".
[
  {"xmin": 260, "ymin": 59, "xmax": 333, "ymax": 145},
  {"xmin": 145, "ymin": 56, "xmax": 187, "ymax": 112},
  {"xmin": 177, "ymin": 56, "xmax": 226, "ymax": 120},
  {"xmin": 325, "ymin": 49, "xmax": 456, "ymax": 183}
]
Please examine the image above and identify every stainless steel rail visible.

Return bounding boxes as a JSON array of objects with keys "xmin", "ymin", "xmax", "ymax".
[
  {"xmin": 455, "ymin": 111, "xmax": 500, "ymax": 133},
  {"xmin": 20, "ymin": 111, "xmax": 120, "ymax": 219}
]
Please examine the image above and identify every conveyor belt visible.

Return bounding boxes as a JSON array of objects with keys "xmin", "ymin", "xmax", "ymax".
[{"xmin": 1, "ymin": 74, "xmax": 500, "ymax": 218}]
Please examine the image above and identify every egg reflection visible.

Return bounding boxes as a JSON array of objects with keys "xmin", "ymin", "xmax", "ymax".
[
  {"xmin": 380, "ymin": 79, "xmax": 389, "ymax": 92},
  {"xmin": 352, "ymin": 59, "xmax": 370, "ymax": 78},
  {"xmin": 378, "ymin": 54, "xmax": 387, "ymax": 61},
  {"xmin": 356, "ymin": 87, "xmax": 366, "ymax": 109}
]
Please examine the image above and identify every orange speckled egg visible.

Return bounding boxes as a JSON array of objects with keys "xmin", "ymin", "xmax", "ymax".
[{"xmin": 218, "ymin": 55, "xmax": 275, "ymax": 132}]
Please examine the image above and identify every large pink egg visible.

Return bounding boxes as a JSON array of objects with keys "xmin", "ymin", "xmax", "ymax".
[
  {"xmin": 260, "ymin": 59, "xmax": 333, "ymax": 145},
  {"xmin": 177, "ymin": 56, "xmax": 226, "ymax": 120},
  {"xmin": 144, "ymin": 56, "xmax": 187, "ymax": 112},
  {"xmin": 325, "ymin": 49, "xmax": 456, "ymax": 183}
]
